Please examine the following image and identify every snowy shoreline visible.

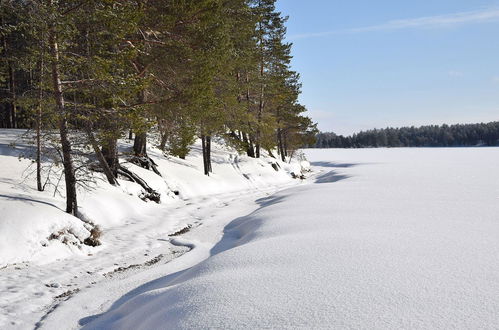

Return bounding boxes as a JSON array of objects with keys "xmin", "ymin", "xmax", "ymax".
[
  {"xmin": 3, "ymin": 130, "xmax": 499, "ymax": 329},
  {"xmin": 0, "ymin": 129, "xmax": 307, "ymax": 329}
]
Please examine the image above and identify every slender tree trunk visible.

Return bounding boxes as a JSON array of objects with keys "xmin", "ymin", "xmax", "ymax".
[
  {"xmin": 133, "ymin": 90, "xmax": 147, "ymax": 156},
  {"xmin": 201, "ymin": 135, "xmax": 212, "ymax": 176},
  {"xmin": 206, "ymin": 135, "xmax": 212, "ymax": 173},
  {"xmin": 49, "ymin": 24, "xmax": 78, "ymax": 216},
  {"xmin": 244, "ymin": 72, "xmax": 256, "ymax": 158},
  {"xmin": 128, "ymin": 129, "xmax": 133, "ymax": 140},
  {"xmin": 7, "ymin": 62, "xmax": 17, "ymax": 129},
  {"xmin": 36, "ymin": 50, "xmax": 44, "ymax": 191},
  {"xmin": 283, "ymin": 133, "xmax": 288, "ymax": 158},
  {"xmin": 255, "ymin": 24, "xmax": 265, "ymax": 159},
  {"xmin": 2, "ymin": 31, "xmax": 10, "ymax": 128},
  {"xmin": 277, "ymin": 128, "xmax": 286, "ymax": 162},
  {"xmin": 0, "ymin": 17, "xmax": 11, "ymax": 128},
  {"xmin": 201, "ymin": 135, "xmax": 208, "ymax": 176},
  {"xmin": 158, "ymin": 119, "xmax": 168, "ymax": 151},
  {"xmin": 86, "ymin": 126, "xmax": 119, "ymax": 186},
  {"xmin": 255, "ymin": 79, "xmax": 264, "ymax": 158},
  {"xmin": 36, "ymin": 104, "xmax": 43, "ymax": 191}
]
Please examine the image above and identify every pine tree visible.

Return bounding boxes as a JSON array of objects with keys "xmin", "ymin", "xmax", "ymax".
[{"xmin": 2, "ymin": 0, "xmax": 318, "ymax": 197}]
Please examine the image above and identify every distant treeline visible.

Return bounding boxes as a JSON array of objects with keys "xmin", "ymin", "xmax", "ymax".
[{"xmin": 312, "ymin": 122, "xmax": 499, "ymax": 148}]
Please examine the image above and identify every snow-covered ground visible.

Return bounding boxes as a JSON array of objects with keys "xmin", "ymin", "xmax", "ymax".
[
  {"xmin": 0, "ymin": 129, "xmax": 304, "ymax": 329},
  {"xmin": 2, "ymin": 136, "xmax": 499, "ymax": 329},
  {"xmin": 70, "ymin": 147, "xmax": 499, "ymax": 330}
]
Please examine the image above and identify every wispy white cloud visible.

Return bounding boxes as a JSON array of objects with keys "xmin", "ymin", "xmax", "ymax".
[
  {"xmin": 492, "ymin": 76, "xmax": 499, "ymax": 84},
  {"xmin": 290, "ymin": 8, "xmax": 499, "ymax": 40}
]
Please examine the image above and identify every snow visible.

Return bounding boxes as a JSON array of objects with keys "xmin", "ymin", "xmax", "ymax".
[
  {"xmin": 0, "ymin": 130, "xmax": 297, "ymax": 268},
  {"xmin": 80, "ymin": 148, "xmax": 499, "ymax": 329},
  {"xmin": 2, "ymin": 130, "xmax": 499, "ymax": 329},
  {"xmin": 0, "ymin": 130, "xmax": 93, "ymax": 266},
  {"xmin": 0, "ymin": 129, "xmax": 302, "ymax": 329}
]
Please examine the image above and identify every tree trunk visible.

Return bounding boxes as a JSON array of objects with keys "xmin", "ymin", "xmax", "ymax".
[
  {"xmin": 267, "ymin": 148, "xmax": 275, "ymax": 159},
  {"xmin": 243, "ymin": 131, "xmax": 255, "ymax": 158},
  {"xmin": 49, "ymin": 24, "xmax": 78, "ymax": 216},
  {"xmin": 244, "ymin": 72, "xmax": 256, "ymax": 159},
  {"xmin": 7, "ymin": 62, "xmax": 17, "ymax": 129},
  {"xmin": 128, "ymin": 129, "xmax": 133, "ymax": 140},
  {"xmin": 2, "ymin": 32, "xmax": 16, "ymax": 129},
  {"xmin": 133, "ymin": 87, "xmax": 148, "ymax": 155},
  {"xmin": 248, "ymin": 136, "xmax": 256, "ymax": 158},
  {"xmin": 36, "ymin": 103, "xmax": 43, "ymax": 191},
  {"xmin": 206, "ymin": 135, "xmax": 212, "ymax": 173},
  {"xmin": 201, "ymin": 135, "xmax": 212, "ymax": 176},
  {"xmin": 283, "ymin": 133, "xmax": 288, "ymax": 158},
  {"xmin": 255, "ymin": 29, "xmax": 265, "ymax": 159},
  {"xmin": 255, "ymin": 80, "xmax": 264, "ymax": 158},
  {"xmin": 277, "ymin": 128, "xmax": 286, "ymax": 162},
  {"xmin": 86, "ymin": 126, "xmax": 119, "ymax": 186},
  {"xmin": 102, "ymin": 137, "xmax": 119, "ymax": 177},
  {"xmin": 117, "ymin": 165, "xmax": 160, "ymax": 203},
  {"xmin": 201, "ymin": 136, "xmax": 208, "ymax": 176},
  {"xmin": 133, "ymin": 131, "xmax": 147, "ymax": 156},
  {"xmin": 2, "ymin": 35, "xmax": 9, "ymax": 128},
  {"xmin": 159, "ymin": 129, "xmax": 168, "ymax": 151},
  {"xmin": 36, "ymin": 53, "xmax": 44, "ymax": 191}
]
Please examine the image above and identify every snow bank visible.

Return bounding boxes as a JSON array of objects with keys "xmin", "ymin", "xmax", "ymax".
[
  {"xmin": 0, "ymin": 130, "xmax": 92, "ymax": 266},
  {"xmin": 0, "ymin": 130, "xmax": 300, "ymax": 268},
  {"xmin": 85, "ymin": 147, "xmax": 499, "ymax": 329}
]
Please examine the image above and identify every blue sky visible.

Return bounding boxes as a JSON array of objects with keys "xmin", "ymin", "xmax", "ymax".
[{"xmin": 275, "ymin": 0, "xmax": 499, "ymax": 135}]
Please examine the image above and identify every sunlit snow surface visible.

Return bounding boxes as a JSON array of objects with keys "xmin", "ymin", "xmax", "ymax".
[
  {"xmin": 84, "ymin": 148, "xmax": 499, "ymax": 329},
  {"xmin": 0, "ymin": 129, "xmax": 299, "ymax": 329}
]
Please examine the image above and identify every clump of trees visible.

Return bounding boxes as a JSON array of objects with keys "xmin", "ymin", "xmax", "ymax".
[
  {"xmin": 0, "ymin": 0, "xmax": 317, "ymax": 217},
  {"xmin": 313, "ymin": 122, "xmax": 499, "ymax": 148}
]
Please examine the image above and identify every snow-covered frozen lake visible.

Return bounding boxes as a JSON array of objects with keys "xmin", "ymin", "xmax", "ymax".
[{"xmin": 81, "ymin": 148, "xmax": 499, "ymax": 329}]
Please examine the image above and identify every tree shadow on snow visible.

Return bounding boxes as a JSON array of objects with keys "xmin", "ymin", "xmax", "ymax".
[
  {"xmin": 314, "ymin": 171, "xmax": 351, "ymax": 184},
  {"xmin": 310, "ymin": 161, "xmax": 361, "ymax": 168},
  {"xmin": 77, "ymin": 172, "xmax": 351, "ymax": 328},
  {"xmin": 78, "ymin": 265, "xmax": 198, "ymax": 328},
  {"xmin": 0, "ymin": 194, "xmax": 63, "ymax": 211},
  {"xmin": 209, "ymin": 193, "xmax": 294, "ymax": 256},
  {"xmin": 78, "ymin": 192, "xmax": 291, "ymax": 328},
  {"xmin": 255, "ymin": 194, "xmax": 287, "ymax": 208}
]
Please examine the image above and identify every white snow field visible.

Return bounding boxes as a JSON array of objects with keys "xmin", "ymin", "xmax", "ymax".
[
  {"xmin": 0, "ymin": 129, "xmax": 304, "ymax": 329},
  {"xmin": 75, "ymin": 148, "xmax": 499, "ymax": 330}
]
